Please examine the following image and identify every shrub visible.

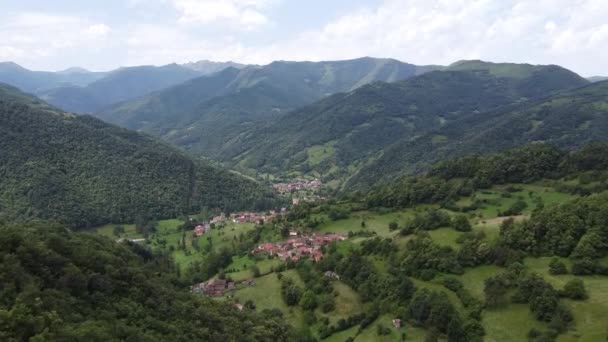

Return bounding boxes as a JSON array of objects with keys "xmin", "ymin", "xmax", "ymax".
[
  {"xmin": 561, "ymin": 279, "xmax": 588, "ymax": 300},
  {"xmin": 548, "ymin": 258, "xmax": 568, "ymax": 275},
  {"xmin": 452, "ymin": 215, "xmax": 472, "ymax": 232}
]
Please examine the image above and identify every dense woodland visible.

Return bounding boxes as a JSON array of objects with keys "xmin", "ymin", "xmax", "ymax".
[
  {"xmin": 222, "ymin": 61, "xmax": 589, "ymax": 184},
  {"xmin": 0, "ymin": 222, "xmax": 295, "ymax": 341},
  {"xmin": 97, "ymin": 57, "xmax": 434, "ymax": 160},
  {"xmin": 351, "ymin": 79, "xmax": 608, "ymax": 189},
  {"xmin": 365, "ymin": 143, "xmax": 608, "ymax": 208},
  {"xmin": 0, "ymin": 84, "xmax": 279, "ymax": 228}
]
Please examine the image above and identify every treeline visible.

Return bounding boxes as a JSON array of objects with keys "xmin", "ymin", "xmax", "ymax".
[
  {"xmin": 0, "ymin": 90, "xmax": 281, "ymax": 229},
  {"xmin": 366, "ymin": 143, "xmax": 608, "ymax": 208},
  {"xmin": 313, "ymin": 243, "xmax": 485, "ymax": 341},
  {"xmin": 500, "ymin": 191, "xmax": 608, "ymax": 274},
  {"xmin": 484, "ymin": 266, "xmax": 584, "ymax": 340},
  {"xmin": 0, "ymin": 222, "xmax": 294, "ymax": 341}
]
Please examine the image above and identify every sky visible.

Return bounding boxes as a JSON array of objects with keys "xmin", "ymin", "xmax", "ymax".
[{"xmin": 1, "ymin": 0, "xmax": 607, "ymax": 76}]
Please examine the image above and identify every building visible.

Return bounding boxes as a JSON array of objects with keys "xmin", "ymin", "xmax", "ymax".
[
  {"xmin": 191, "ymin": 278, "xmax": 235, "ymax": 297},
  {"xmin": 324, "ymin": 271, "xmax": 340, "ymax": 280},
  {"xmin": 194, "ymin": 224, "xmax": 210, "ymax": 237}
]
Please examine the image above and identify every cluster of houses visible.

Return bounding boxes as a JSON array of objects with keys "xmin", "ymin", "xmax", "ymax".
[
  {"xmin": 208, "ymin": 210, "xmax": 284, "ymax": 225},
  {"xmin": 191, "ymin": 278, "xmax": 255, "ymax": 297},
  {"xmin": 229, "ymin": 210, "xmax": 282, "ymax": 224},
  {"xmin": 252, "ymin": 233, "xmax": 347, "ymax": 262},
  {"xmin": 273, "ymin": 179, "xmax": 322, "ymax": 194},
  {"xmin": 193, "ymin": 210, "xmax": 286, "ymax": 236}
]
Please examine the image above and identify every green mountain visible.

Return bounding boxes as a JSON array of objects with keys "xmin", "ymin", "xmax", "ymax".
[
  {"xmin": 227, "ymin": 61, "xmax": 588, "ymax": 185},
  {"xmin": 0, "ymin": 62, "xmax": 106, "ymax": 93},
  {"xmin": 0, "ymin": 222, "xmax": 293, "ymax": 341},
  {"xmin": 38, "ymin": 64, "xmax": 203, "ymax": 113},
  {"xmin": 349, "ymin": 79, "xmax": 608, "ymax": 189},
  {"xmin": 96, "ymin": 57, "xmax": 441, "ymax": 159},
  {"xmin": 0, "ymin": 83, "xmax": 276, "ymax": 228}
]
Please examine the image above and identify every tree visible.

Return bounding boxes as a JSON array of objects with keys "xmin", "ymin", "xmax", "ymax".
[
  {"xmin": 561, "ymin": 279, "xmax": 588, "ymax": 300},
  {"xmin": 484, "ymin": 276, "xmax": 508, "ymax": 307},
  {"xmin": 112, "ymin": 225, "xmax": 125, "ymax": 237},
  {"xmin": 251, "ymin": 265, "xmax": 261, "ymax": 278},
  {"xmin": 548, "ymin": 258, "xmax": 568, "ymax": 275},
  {"xmin": 300, "ymin": 291, "xmax": 318, "ymax": 310},
  {"xmin": 281, "ymin": 278, "xmax": 302, "ymax": 306},
  {"xmin": 244, "ymin": 300, "xmax": 256, "ymax": 310},
  {"xmin": 452, "ymin": 215, "xmax": 472, "ymax": 232},
  {"xmin": 376, "ymin": 323, "xmax": 391, "ymax": 336},
  {"xmin": 389, "ymin": 221, "xmax": 399, "ymax": 231}
]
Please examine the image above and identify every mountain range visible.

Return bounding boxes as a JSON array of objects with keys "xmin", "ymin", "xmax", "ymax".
[
  {"xmin": 95, "ymin": 57, "xmax": 441, "ymax": 159},
  {"xmin": 0, "ymin": 61, "xmax": 107, "ymax": 93},
  {"xmin": 2, "ymin": 57, "xmax": 607, "ymax": 193},
  {"xmin": 0, "ymin": 60, "xmax": 244, "ymax": 113},
  {"xmin": 218, "ymin": 61, "xmax": 590, "ymax": 186},
  {"xmin": 0, "ymin": 83, "xmax": 276, "ymax": 228},
  {"xmin": 349, "ymin": 78, "xmax": 608, "ymax": 189}
]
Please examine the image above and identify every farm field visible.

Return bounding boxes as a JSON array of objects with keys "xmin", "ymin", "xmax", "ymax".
[
  {"xmin": 231, "ymin": 270, "xmax": 306, "ymax": 328},
  {"xmin": 93, "ymin": 223, "xmax": 140, "ymax": 239}
]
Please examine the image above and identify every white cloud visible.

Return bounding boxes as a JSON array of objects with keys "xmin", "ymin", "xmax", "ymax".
[
  {"xmin": 0, "ymin": 45, "xmax": 25, "ymax": 59},
  {"xmin": 1, "ymin": 1, "xmax": 607, "ymax": 75},
  {"xmin": 227, "ymin": 0, "xmax": 608, "ymax": 76},
  {"xmin": 169, "ymin": 0, "xmax": 275, "ymax": 30},
  {"xmin": 0, "ymin": 13, "xmax": 114, "ymax": 70},
  {"xmin": 84, "ymin": 24, "xmax": 111, "ymax": 37}
]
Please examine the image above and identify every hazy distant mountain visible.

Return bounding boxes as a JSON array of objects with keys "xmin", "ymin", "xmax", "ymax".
[
  {"xmin": 0, "ymin": 83, "xmax": 274, "ymax": 228},
  {"xmin": 588, "ymin": 76, "xmax": 608, "ymax": 82},
  {"xmin": 98, "ymin": 57, "xmax": 442, "ymax": 159},
  {"xmin": 223, "ymin": 61, "xmax": 589, "ymax": 187},
  {"xmin": 0, "ymin": 62, "xmax": 106, "ymax": 93},
  {"xmin": 38, "ymin": 64, "xmax": 203, "ymax": 113},
  {"xmin": 182, "ymin": 60, "xmax": 248, "ymax": 73}
]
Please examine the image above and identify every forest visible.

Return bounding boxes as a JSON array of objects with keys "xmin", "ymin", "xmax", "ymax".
[{"xmin": 0, "ymin": 221, "xmax": 295, "ymax": 341}]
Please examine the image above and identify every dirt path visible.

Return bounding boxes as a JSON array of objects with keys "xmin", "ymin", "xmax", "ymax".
[{"xmin": 477, "ymin": 215, "xmax": 527, "ymax": 226}]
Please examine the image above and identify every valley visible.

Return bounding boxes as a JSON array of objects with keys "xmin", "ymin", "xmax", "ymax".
[
  {"xmin": 2, "ymin": 43, "xmax": 608, "ymax": 342},
  {"xmin": 74, "ymin": 144, "xmax": 608, "ymax": 341}
]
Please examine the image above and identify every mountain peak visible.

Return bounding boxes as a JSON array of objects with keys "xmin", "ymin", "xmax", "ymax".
[
  {"xmin": 0, "ymin": 61, "xmax": 27, "ymax": 72},
  {"xmin": 58, "ymin": 67, "xmax": 91, "ymax": 74}
]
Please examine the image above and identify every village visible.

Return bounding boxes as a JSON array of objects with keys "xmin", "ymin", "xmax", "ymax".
[
  {"xmin": 272, "ymin": 178, "xmax": 322, "ymax": 194},
  {"xmin": 190, "ymin": 232, "xmax": 347, "ymax": 297},
  {"xmin": 251, "ymin": 232, "xmax": 347, "ymax": 262},
  {"xmin": 193, "ymin": 210, "xmax": 284, "ymax": 237}
]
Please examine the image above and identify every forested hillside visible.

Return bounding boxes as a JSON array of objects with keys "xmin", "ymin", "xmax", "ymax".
[
  {"xmin": 350, "ymin": 80, "xmax": 608, "ymax": 189},
  {"xmin": 227, "ymin": 62, "xmax": 588, "ymax": 185},
  {"xmin": 38, "ymin": 64, "xmax": 203, "ymax": 113},
  {"xmin": 96, "ymin": 57, "xmax": 439, "ymax": 159},
  {"xmin": 193, "ymin": 143, "xmax": 608, "ymax": 341},
  {"xmin": 0, "ymin": 222, "xmax": 294, "ymax": 341},
  {"xmin": 0, "ymin": 84, "xmax": 277, "ymax": 228}
]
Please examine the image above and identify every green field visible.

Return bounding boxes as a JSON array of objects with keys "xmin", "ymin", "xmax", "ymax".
[
  {"xmin": 297, "ymin": 182, "xmax": 604, "ymax": 341},
  {"xmin": 317, "ymin": 281, "xmax": 364, "ymax": 325},
  {"xmin": 93, "ymin": 223, "xmax": 140, "ymax": 239},
  {"xmin": 231, "ymin": 270, "xmax": 306, "ymax": 328},
  {"xmin": 525, "ymin": 258, "xmax": 608, "ymax": 342},
  {"xmin": 224, "ymin": 256, "xmax": 282, "ymax": 281},
  {"xmin": 456, "ymin": 183, "xmax": 574, "ymax": 220}
]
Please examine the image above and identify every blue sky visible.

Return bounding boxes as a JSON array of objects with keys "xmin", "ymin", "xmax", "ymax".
[{"xmin": 1, "ymin": 0, "xmax": 607, "ymax": 76}]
